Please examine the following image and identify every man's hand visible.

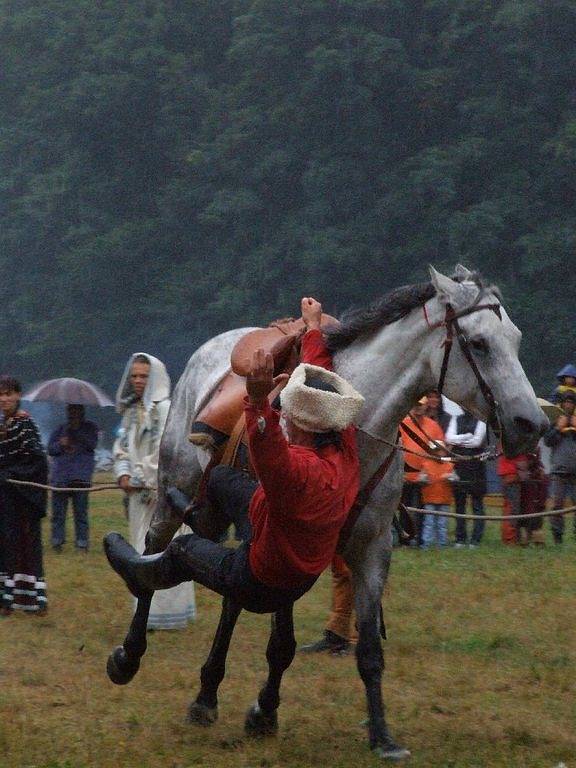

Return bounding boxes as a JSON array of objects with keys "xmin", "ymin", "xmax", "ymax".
[
  {"xmin": 118, "ymin": 475, "xmax": 133, "ymax": 492},
  {"xmin": 301, "ymin": 297, "xmax": 322, "ymax": 331},
  {"xmin": 246, "ymin": 349, "xmax": 288, "ymax": 405}
]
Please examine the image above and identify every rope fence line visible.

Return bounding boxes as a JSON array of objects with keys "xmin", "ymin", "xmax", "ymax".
[
  {"xmin": 6, "ymin": 479, "xmax": 125, "ymax": 493},
  {"xmin": 403, "ymin": 504, "xmax": 576, "ymax": 522},
  {"xmin": 6, "ymin": 479, "xmax": 576, "ymax": 522}
]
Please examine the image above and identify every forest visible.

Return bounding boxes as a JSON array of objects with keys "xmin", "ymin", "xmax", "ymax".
[{"xmin": 0, "ymin": 0, "xmax": 574, "ymax": 394}]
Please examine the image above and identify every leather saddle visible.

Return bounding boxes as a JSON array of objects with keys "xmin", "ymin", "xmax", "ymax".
[{"xmin": 189, "ymin": 313, "xmax": 339, "ymax": 456}]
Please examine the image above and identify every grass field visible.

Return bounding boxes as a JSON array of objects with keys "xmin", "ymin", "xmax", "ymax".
[{"xmin": 1, "ymin": 485, "xmax": 575, "ymax": 768}]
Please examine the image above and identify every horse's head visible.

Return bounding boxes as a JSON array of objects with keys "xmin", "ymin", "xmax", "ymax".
[{"xmin": 427, "ymin": 265, "xmax": 547, "ymax": 456}]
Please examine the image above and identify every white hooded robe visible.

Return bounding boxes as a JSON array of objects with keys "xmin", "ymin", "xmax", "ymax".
[{"xmin": 114, "ymin": 353, "xmax": 195, "ymax": 629}]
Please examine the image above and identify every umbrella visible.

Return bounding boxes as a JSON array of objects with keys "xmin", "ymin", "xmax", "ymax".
[
  {"xmin": 537, "ymin": 397, "xmax": 562, "ymax": 422},
  {"xmin": 22, "ymin": 377, "xmax": 115, "ymax": 407}
]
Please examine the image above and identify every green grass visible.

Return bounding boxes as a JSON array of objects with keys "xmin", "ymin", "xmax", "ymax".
[{"xmin": 1, "ymin": 488, "xmax": 575, "ymax": 768}]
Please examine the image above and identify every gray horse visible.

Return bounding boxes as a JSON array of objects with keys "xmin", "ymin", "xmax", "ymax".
[{"xmin": 106, "ymin": 266, "xmax": 546, "ymax": 759}]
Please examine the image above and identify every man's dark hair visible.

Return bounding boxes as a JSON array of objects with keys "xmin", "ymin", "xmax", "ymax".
[
  {"xmin": 0, "ymin": 375, "xmax": 22, "ymax": 394},
  {"xmin": 313, "ymin": 430, "xmax": 342, "ymax": 450},
  {"xmin": 561, "ymin": 392, "xmax": 576, "ymax": 403},
  {"xmin": 133, "ymin": 354, "xmax": 150, "ymax": 365},
  {"xmin": 306, "ymin": 376, "xmax": 343, "ymax": 449}
]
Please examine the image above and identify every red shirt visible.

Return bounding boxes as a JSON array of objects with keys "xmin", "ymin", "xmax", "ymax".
[{"xmin": 245, "ymin": 329, "xmax": 360, "ymax": 588}]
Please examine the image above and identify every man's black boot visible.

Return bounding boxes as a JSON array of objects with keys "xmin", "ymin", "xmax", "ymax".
[
  {"xmin": 166, "ymin": 486, "xmax": 229, "ymax": 542},
  {"xmin": 103, "ymin": 532, "xmax": 180, "ymax": 598},
  {"xmin": 299, "ymin": 629, "xmax": 350, "ymax": 655}
]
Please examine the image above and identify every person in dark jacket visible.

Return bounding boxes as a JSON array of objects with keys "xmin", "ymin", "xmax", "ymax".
[
  {"xmin": 446, "ymin": 411, "xmax": 487, "ymax": 547},
  {"xmin": 0, "ymin": 375, "xmax": 48, "ymax": 615},
  {"xmin": 550, "ymin": 364, "xmax": 576, "ymax": 404},
  {"xmin": 424, "ymin": 389, "xmax": 452, "ymax": 434},
  {"xmin": 103, "ymin": 297, "xmax": 364, "ymax": 615},
  {"xmin": 48, "ymin": 404, "xmax": 99, "ymax": 552},
  {"xmin": 543, "ymin": 391, "xmax": 576, "ymax": 543}
]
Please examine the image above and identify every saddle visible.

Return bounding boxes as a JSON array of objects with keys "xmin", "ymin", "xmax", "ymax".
[{"xmin": 189, "ymin": 313, "xmax": 339, "ymax": 454}]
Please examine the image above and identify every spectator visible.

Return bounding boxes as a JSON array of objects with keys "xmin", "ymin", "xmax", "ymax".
[
  {"xmin": 497, "ymin": 450, "xmax": 547, "ymax": 546},
  {"xmin": 0, "ymin": 375, "xmax": 48, "ymax": 615},
  {"xmin": 550, "ymin": 364, "xmax": 576, "ymax": 404},
  {"xmin": 446, "ymin": 411, "xmax": 487, "ymax": 548},
  {"xmin": 400, "ymin": 399, "xmax": 445, "ymax": 546},
  {"xmin": 114, "ymin": 353, "xmax": 195, "ymax": 630},
  {"xmin": 543, "ymin": 391, "xmax": 576, "ymax": 544},
  {"xmin": 48, "ymin": 404, "xmax": 99, "ymax": 552},
  {"xmin": 419, "ymin": 443, "xmax": 455, "ymax": 548}
]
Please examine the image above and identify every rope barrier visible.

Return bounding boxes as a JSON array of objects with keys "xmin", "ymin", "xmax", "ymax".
[
  {"xmin": 5, "ymin": 479, "xmax": 575, "ymax": 523},
  {"xmin": 6, "ymin": 479, "xmax": 125, "ymax": 492},
  {"xmin": 403, "ymin": 504, "xmax": 576, "ymax": 522}
]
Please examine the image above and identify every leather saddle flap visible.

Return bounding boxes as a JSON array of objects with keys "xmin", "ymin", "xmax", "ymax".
[{"xmin": 231, "ymin": 313, "xmax": 339, "ymax": 377}]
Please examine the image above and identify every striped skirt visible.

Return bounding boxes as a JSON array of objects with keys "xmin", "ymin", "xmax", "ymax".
[{"xmin": 0, "ymin": 502, "xmax": 47, "ymax": 613}]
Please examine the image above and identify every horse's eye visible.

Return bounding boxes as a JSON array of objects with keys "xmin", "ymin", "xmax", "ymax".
[{"xmin": 470, "ymin": 338, "xmax": 489, "ymax": 355}]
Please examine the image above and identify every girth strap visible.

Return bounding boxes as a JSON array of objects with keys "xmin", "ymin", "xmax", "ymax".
[{"xmin": 337, "ymin": 434, "xmax": 400, "ymax": 551}]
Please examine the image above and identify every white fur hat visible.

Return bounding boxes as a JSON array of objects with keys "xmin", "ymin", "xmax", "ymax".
[{"xmin": 280, "ymin": 363, "xmax": 365, "ymax": 433}]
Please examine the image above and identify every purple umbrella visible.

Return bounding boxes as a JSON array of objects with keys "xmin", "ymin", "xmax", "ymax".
[{"xmin": 22, "ymin": 377, "xmax": 115, "ymax": 407}]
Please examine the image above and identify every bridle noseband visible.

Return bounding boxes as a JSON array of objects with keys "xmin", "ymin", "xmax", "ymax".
[{"xmin": 424, "ymin": 298, "xmax": 503, "ymax": 436}]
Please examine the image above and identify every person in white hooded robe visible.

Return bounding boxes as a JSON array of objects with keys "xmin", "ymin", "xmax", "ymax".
[{"xmin": 114, "ymin": 353, "xmax": 195, "ymax": 630}]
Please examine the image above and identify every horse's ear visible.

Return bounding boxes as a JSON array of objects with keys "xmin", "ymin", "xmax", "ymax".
[
  {"xmin": 453, "ymin": 264, "xmax": 473, "ymax": 280},
  {"xmin": 428, "ymin": 265, "xmax": 459, "ymax": 303}
]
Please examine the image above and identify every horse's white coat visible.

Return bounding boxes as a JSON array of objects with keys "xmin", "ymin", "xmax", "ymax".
[{"xmin": 146, "ymin": 267, "xmax": 546, "ymax": 753}]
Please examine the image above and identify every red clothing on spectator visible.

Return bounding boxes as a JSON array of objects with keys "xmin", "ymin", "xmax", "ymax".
[{"xmin": 245, "ymin": 329, "xmax": 360, "ymax": 589}]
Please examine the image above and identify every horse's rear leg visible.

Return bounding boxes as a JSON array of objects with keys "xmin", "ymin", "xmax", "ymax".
[
  {"xmin": 188, "ymin": 595, "xmax": 242, "ymax": 726},
  {"xmin": 245, "ymin": 603, "xmax": 295, "ymax": 737},
  {"xmin": 107, "ymin": 592, "xmax": 152, "ymax": 685},
  {"xmin": 353, "ymin": 551, "xmax": 410, "ymax": 760}
]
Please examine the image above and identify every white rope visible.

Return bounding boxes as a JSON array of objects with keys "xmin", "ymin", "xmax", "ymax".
[
  {"xmin": 404, "ymin": 504, "xmax": 576, "ymax": 522},
  {"xmin": 6, "ymin": 479, "xmax": 125, "ymax": 492}
]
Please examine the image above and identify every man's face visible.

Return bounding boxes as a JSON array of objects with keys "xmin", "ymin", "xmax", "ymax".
[
  {"xmin": 426, "ymin": 392, "xmax": 440, "ymax": 410},
  {"xmin": 564, "ymin": 376, "xmax": 576, "ymax": 387},
  {"xmin": 67, "ymin": 405, "xmax": 84, "ymax": 427},
  {"xmin": 0, "ymin": 389, "xmax": 20, "ymax": 417},
  {"xmin": 130, "ymin": 361, "xmax": 150, "ymax": 399},
  {"xmin": 410, "ymin": 403, "xmax": 425, "ymax": 418},
  {"xmin": 561, "ymin": 399, "xmax": 575, "ymax": 416}
]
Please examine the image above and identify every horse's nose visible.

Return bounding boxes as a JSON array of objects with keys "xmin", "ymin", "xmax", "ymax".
[{"xmin": 513, "ymin": 416, "xmax": 545, "ymax": 438}]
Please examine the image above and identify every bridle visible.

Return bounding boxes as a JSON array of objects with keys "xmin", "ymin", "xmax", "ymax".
[
  {"xmin": 339, "ymin": 289, "xmax": 505, "ymax": 549},
  {"xmin": 423, "ymin": 294, "xmax": 503, "ymax": 437}
]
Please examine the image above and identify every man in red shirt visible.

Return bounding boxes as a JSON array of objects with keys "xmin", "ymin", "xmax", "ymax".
[{"xmin": 104, "ymin": 298, "xmax": 364, "ymax": 613}]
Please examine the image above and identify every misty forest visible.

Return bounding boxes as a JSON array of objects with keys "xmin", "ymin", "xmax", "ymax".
[{"xmin": 1, "ymin": 0, "xmax": 575, "ymax": 396}]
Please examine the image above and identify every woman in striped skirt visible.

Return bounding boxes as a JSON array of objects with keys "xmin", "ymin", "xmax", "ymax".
[{"xmin": 0, "ymin": 375, "xmax": 48, "ymax": 615}]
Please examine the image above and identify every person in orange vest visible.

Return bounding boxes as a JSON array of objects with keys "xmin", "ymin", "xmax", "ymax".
[
  {"xmin": 419, "ymin": 443, "xmax": 457, "ymax": 547},
  {"xmin": 400, "ymin": 398, "xmax": 445, "ymax": 546}
]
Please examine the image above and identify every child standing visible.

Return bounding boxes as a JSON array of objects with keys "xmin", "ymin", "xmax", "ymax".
[{"xmin": 419, "ymin": 444, "xmax": 456, "ymax": 548}]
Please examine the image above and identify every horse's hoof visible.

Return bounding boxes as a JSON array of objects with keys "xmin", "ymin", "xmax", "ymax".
[
  {"xmin": 372, "ymin": 742, "xmax": 411, "ymax": 760},
  {"xmin": 187, "ymin": 701, "xmax": 218, "ymax": 727},
  {"xmin": 106, "ymin": 646, "xmax": 141, "ymax": 685},
  {"xmin": 244, "ymin": 701, "xmax": 278, "ymax": 737}
]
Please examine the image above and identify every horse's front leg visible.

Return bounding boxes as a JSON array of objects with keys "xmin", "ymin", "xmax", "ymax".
[
  {"xmin": 188, "ymin": 595, "xmax": 242, "ymax": 726},
  {"xmin": 107, "ymin": 592, "xmax": 152, "ymax": 684},
  {"xmin": 245, "ymin": 603, "xmax": 296, "ymax": 737},
  {"xmin": 352, "ymin": 544, "xmax": 410, "ymax": 760}
]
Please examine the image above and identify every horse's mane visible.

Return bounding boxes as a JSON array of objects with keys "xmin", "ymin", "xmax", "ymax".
[{"xmin": 325, "ymin": 270, "xmax": 501, "ymax": 352}]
